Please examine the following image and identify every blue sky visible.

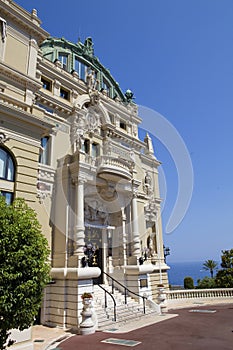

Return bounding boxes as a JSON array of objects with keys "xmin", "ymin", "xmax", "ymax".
[{"xmin": 16, "ymin": 0, "xmax": 233, "ymax": 262}]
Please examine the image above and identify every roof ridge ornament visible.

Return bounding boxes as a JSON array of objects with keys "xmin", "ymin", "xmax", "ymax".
[
  {"xmin": 125, "ymin": 89, "xmax": 134, "ymax": 103},
  {"xmin": 83, "ymin": 37, "xmax": 94, "ymax": 56}
]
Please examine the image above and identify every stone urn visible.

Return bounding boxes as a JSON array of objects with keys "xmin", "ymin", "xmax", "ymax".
[{"xmin": 80, "ymin": 293, "xmax": 95, "ymax": 335}]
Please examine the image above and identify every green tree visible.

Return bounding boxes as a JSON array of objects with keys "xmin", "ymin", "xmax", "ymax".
[
  {"xmin": 215, "ymin": 268, "xmax": 233, "ymax": 288},
  {"xmin": 220, "ymin": 249, "xmax": 233, "ymax": 269},
  {"xmin": 202, "ymin": 259, "xmax": 218, "ymax": 278},
  {"xmin": 196, "ymin": 277, "xmax": 216, "ymax": 289},
  {"xmin": 0, "ymin": 197, "xmax": 50, "ymax": 349},
  {"xmin": 184, "ymin": 276, "xmax": 194, "ymax": 289},
  {"xmin": 215, "ymin": 250, "xmax": 233, "ymax": 288}
]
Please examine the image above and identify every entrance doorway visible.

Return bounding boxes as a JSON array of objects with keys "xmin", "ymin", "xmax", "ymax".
[
  {"xmin": 84, "ymin": 225, "xmax": 104, "ymax": 284},
  {"xmin": 84, "ymin": 224, "xmax": 114, "ymax": 284}
]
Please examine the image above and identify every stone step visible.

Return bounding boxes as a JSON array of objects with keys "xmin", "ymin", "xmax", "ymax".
[{"xmin": 93, "ymin": 284, "xmax": 159, "ymax": 330}]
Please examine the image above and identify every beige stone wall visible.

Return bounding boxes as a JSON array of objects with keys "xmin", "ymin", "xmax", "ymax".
[
  {"xmin": 150, "ymin": 270, "xmax": 169, "ymax": 299},
  {"xmin": 4, "ymin": 32, "xmax": 28, "ymax": 74},
  {"xmin": 43, "ymin": 279, "xmax": 82, "ymax": 328}
]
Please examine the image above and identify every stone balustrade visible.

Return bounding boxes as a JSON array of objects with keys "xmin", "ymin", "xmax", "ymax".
[
  {"xmin": 96, "ymin": 155, "xmax": 132, "ymax": 180},
  {"xmin": 166, "ymin": 288, "xmax": 233, "ymax": 303},
  {"xmin": 97, "ymin": 155, "xmax": 131, "ymax": 169}
]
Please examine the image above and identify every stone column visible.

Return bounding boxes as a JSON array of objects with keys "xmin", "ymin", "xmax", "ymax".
[
  {"xmin": 73, "ymin": 176, "xmax": 86, "ymax": 266},
  {"xmin": 102, "ymin": 228, "xmax": 108, "ymax": 284},
  {"xmin": 131, "ymin": 180, "xmax": 141, "ymax": 262},
  {"xmin": 121, "ymin": 207, "xmax": 127, "ymax": 266}
]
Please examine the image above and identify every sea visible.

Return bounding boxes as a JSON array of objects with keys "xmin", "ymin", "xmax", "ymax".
[{"xmin": 167, "ymin": 261, "xmax": 218, "ymax": 287}]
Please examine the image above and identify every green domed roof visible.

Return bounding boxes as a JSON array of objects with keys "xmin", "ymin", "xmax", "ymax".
[{"xmin": 40, "ymin": 36, "xmax": 127, "ymax": 102}]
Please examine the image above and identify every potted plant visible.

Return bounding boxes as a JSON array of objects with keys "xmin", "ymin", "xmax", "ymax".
[{"xmin": 81, "ymin": 292, "xmax": 93, "ymax": 300}]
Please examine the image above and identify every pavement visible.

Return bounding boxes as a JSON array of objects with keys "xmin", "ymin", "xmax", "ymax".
[{"xmin": 32, "ymin": 300, "xmax": 233, "ymax": 350}]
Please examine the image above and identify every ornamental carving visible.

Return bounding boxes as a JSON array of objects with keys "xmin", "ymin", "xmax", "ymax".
[
  {"xmin": 37, "ymin": 182, "xmax": 52, "ymax": 204},
  {"xmin": 86, "ymin": 69, "xmax": 99, "ymax": 93},
  {"xmin": 143, "ymin": 171, "xmax": 153, "ymax": 196},
  {"xmin": 0, "ymin": 132, "xmax": 9, "ymax": 144},
  {"xmin": 37, "ymin": 166, "xmax": 55, "ymax": 204},
  {"xmin": 71, "ymin": 108, "xmax": 100, "ymax": 152},
  {"xmin": 144, "ymin": 199, "xmax": 158, "ymax": 222},
  {"xmin": 84, "ymin": 200, "xmax": 109, "ymax": 226},
  {"xmin": 86, "ymin": 108, "xmax": 100, "ymax": 135}
]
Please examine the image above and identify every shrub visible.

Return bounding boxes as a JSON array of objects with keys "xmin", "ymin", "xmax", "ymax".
[
  {"xmin": 184, "ymin": 276, "xmax": 194, "ymax": 289},
  {"xmin": 0, "ymin": 197, "xmax": 50, "ymax": 349}
]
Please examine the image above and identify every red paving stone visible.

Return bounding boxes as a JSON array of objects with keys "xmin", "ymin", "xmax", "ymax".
[{"xmin": 59, "ymin": 304, "xmax": 233, "ymax": 350}]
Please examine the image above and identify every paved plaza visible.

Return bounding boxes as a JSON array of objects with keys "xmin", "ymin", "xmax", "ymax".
[{"xmin": 33, "ymin": 302, "xmax": 233, "ymax": 350}]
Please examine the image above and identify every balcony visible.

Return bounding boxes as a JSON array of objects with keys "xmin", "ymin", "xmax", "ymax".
[{"xmin": 96, "ymin": 155, "xmax": 132, "ymax": 181}]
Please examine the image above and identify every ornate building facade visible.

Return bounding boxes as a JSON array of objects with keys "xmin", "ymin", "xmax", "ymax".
[{"xmin": 0, "ymin": 0, "xmax": 169, "ymax": 336}]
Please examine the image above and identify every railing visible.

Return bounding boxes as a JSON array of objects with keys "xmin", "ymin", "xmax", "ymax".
[
  {"xmin": 167, "ymin": 288, "xmax": 233, "ymax": 302},
  {"xmin": 97, "ymin": 284, "xmax": 117, "ymax": 322},
  {"xmin": 102, "ymin": 271, "xmax": 147, "ymax": 314},
  {"xmin": 97, "ymin": 156, "xmax": 132, "ymax": 173}
]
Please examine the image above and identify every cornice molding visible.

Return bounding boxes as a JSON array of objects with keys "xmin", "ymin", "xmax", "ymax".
[
  {"xmin": 0, "ymin": 1, "xmax": 49, "ymax": 45},
  {"xmin": 140, "ymin": 153, "xmax": 161, "ymax": 167},
  {"xmin": 35, "ymin": 90, "xmax": 73, "ymax": 116},
  {"xmin": 0, "ymin": 61, "xmax": 41, "ymax": 92},
  {"xmin": 0, "ymin": 100, "xmax": 54, "ymax": 131},
  {"xmin": 0, "ymin": 127, "xmax": 40, "ymax": 148}
]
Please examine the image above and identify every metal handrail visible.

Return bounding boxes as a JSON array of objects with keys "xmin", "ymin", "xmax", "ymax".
[
  {"xmin": 102, "ymin": 271, "xmax": 147, "ymax": 314},
  {"xmin": 97, "ymin": 284, "xmax": 117, "ymax": 322}
]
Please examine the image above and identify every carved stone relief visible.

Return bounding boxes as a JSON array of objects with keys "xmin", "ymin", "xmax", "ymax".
[
  {"xmin": 84, "ymin": 200, "xmax": 109, "ymax": 226},
  {"xmin": 143, "ymin": 171, "xmax": 153, "ymax": 196},
  {"xmin": 144, "ymin": 199, "xmax": 158, "ymax": 222},
  {"xmin": 71, "ymin": 107, "xmax": 101, "ymax": 152}
]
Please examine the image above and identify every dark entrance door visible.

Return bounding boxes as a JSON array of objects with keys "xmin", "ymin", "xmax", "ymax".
[
  {"xmin": 84, "ymin": 226, "xmax": 104, "ymax": 284},
  {"xmin": 93, "ymin": 247, "xmax": 103, "ymax": 284}
]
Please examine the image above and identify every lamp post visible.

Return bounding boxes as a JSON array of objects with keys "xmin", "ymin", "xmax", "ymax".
[{"xmin": 82, "ymin": 242, "xmax": 97, "ymax": 267}]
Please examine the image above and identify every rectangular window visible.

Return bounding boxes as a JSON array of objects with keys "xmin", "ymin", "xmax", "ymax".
[
  {"xmin": 39, "ymin": 136, "xmax": 50, "ymax": 165},
  {"xmin": 83, "ymin": 139, "xmax": 90, "ymax": 154},
  {"xmin": 75, "ymin": 58, "xmax": 88, "ymax": 81},
  {"xmin": 60, "ymin": 87, "xmax": 69, "ymax": 100},
  {"xmin": 0, "ymin": 191, "xmax": 13, "ymax": 205},
  {"xmin": 120, "ymin": 121, "xmax": 127, "ymax": 130},
  {"xmin": 58, "ymin": 53, "xmax": 68, "ymax": 70},
  {"xmin": 41, "ymin": 77, "xmax": 51, "ymax": 91},
  {"xmin": 102, "ymin": 78, "xmax": 110, "ymax": 96},
  {"xmin": 109, "ymin": 114, "xmax": 115, "ymax": 124},
  {"xmin": 92, "ymin": 143, "xmax": 99, "ymax": 157}
]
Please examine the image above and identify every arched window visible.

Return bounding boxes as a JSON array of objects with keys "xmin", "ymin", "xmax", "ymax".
[{"xmin": 0, "ymin": 147, "xmax": 15, "ymax": 204}]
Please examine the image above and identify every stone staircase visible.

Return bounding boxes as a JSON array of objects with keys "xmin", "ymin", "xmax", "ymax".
[{"xmin": 93, "ymin": 284, "xmax": 159, "ymax": 330}]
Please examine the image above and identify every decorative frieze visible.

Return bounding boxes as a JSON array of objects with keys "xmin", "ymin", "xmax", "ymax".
[
  {"xmin": 37, "ymin": 165, "xmax": 55, "ymax": 204},
  {"xmin": 144, "ymin": 199, "xmax": 158, "ymax": 222}
]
